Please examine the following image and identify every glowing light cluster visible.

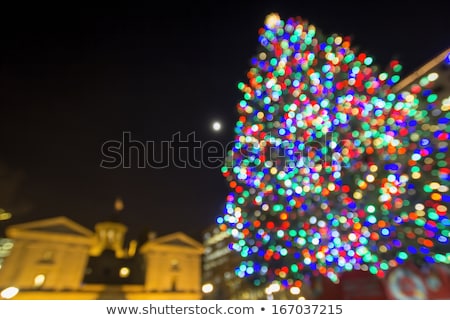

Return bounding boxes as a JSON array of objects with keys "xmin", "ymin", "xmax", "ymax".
[{"xmin": 219, "ymin": 15, "xmax": 450, "ymax": 288}]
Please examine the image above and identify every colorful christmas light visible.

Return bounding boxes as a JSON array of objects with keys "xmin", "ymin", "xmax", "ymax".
[{"xmin": 219, "ymin": 13, "xmax": 449, "ymax": 288}]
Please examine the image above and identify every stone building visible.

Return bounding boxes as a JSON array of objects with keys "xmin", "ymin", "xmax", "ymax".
[{"xmin": 0, "ymin": 214, "xmax": 204, "ymax": 300}]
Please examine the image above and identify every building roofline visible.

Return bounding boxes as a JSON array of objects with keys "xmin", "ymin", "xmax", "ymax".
[{"xmin": 392, "ymin": 47, "xmax": 450, "ymax": 93}]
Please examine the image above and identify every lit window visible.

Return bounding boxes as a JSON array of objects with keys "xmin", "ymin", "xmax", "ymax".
[
  {"xmin": 0, "ymin": 211, "xmax": 12, "ymax": 221},
  {"xmin": 171, "ymin": 260, "xmax": 179, "ymax": 272},
  {"xmin": 34, "ymin": 274, "xmax": 46, "ymax": 288},
  {"xmin": 119, "ymin": 267, "xmax": 130, "ymax": 278},
  {"xmin": 107, "ymin": 229, "xmax": 115, "ymax": 242},
  {"xmin": 42, "ymin": 251, "xmax": 53, "ymax": 261},
  {"xmin": 1, "ymin": 287, "xmax": 19, "ymax": 299}
]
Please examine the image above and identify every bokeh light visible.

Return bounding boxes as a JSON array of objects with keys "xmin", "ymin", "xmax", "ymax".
[{"xmin": 219, "ymin": 14, "xmax": 450, "ymax": 288}]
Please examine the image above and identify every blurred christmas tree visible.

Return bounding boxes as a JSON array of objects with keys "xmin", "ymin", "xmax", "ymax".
[{"xmin": 218, "ymin": 13, "xmax": 449, "ymax": 290}]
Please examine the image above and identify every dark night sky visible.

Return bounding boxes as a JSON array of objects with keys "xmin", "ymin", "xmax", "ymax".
[{"xmin": 1, "ymin": 1, "xmax": 449, "ymax": 241}]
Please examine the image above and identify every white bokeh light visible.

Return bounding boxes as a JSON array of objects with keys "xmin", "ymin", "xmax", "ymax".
[
  {"xmin": 202, "ymin": 283, "xmax": 214, "ymax": 294},
  {"xmin": 212, "ymin": 121, "xmax": 221, "ymax": 131}
]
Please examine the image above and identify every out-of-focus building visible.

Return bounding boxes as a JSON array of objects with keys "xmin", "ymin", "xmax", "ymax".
[
  {"xmin": 0, "ymin": 211, "xmax": 204, "ymax": 300},
  {"xmin": 0, "ymin": 238, "xmax": 14, "ymax": 271},
  {"xmin": 393, "ymin": 48, "xmax": 450, "ymax": 96},
  {"xmin": 201, "ymin": 223, "xmax": 242, "ymax": 299}
]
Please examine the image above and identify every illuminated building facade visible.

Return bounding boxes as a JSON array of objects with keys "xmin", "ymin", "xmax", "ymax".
[
  {"xmin": 202, "ymin": 224, "xmax": 243, "ymax": 299},
  {"xmin": 0, "ymin": 215, "xmax": 204, "ymax": 300}
]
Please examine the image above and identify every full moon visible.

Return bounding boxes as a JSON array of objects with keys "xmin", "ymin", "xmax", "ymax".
[{"xmin": 212, "ymin": 121, "xmax": 221, "ymax": 131}]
